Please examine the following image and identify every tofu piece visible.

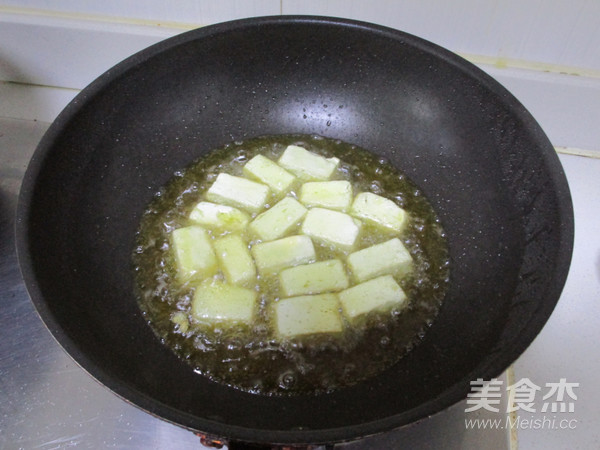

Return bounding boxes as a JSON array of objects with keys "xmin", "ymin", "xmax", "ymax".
[
  {"xmin": 350, "ymin": 192, "xmax": 409, "ymax": 233},
  {"xmin": 249, "ymin": 196, "xmax": 307, "ymax": 241},
  {"xmin": 171, "ymin": 226, "xmax": 218, "ymax": 281},
  {"xmin": 273, "ymin": 294, "xmax": 343, "ymax": 338},
  {"xmin": 213, "ymin": 234, "xmax": 256, "ymax": 286},
  {"xmin": 243, "ymin": 154, "xmax": 297, "ymax": 194},
  {"xmin": 299, "ymin": 180, "xmax": 353, "ymax": 211},
  {"xmin": 339, "ymin": 275, "xmax": 408, "ymax": 322},
  {"xmin": 301, "ymin": 207, "xmax": 361, "ymax": 252},
  {"xmin": 171, "ymin": 311, "xmax": 190, "ymax": 333},
  {"xmin": 347, "ymin": 238, "xmax": 413, "ymax": 283},
  {"xmin": 278, "ymin": 145, "xmax": 340, "ymax": 180},
  {"xmin": 279, "ymin": 259, "xmax": 349, "ymax": 296},
  {"xmin": 206, "ymin": 173, "xmax": 270, "ymax": 214},
  {"xmin": 192, "ymin": 279, "xmax": 257, "ymax": 324},
  {"xmin": 188, "ymin": 201, "xmax": 250, "ymax": 232},
  {"xmin": 251, "ymin": 235, "xmax": 316, "ymax": 275}
]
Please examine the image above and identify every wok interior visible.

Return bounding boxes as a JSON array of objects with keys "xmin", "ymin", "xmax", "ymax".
[{"xmin": 20, "ymin": 17, "xmax": 572, "ymax": 443}]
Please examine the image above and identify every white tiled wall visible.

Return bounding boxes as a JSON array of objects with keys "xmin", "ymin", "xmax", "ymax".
[
  {"xmin": 1, "ymin": 0, "xmax": 599, "ymax": 152},
  {"xmin": 3, "ymin": 0, "xmax": 600, "ymax": 74},
  {"xmin": 0, "ymin": 0, "xmax": 281, "ymax": 25},
  {"xmin": 2, "ymin": 0, "xmax": 600, "ymax": 84},
  {"xmin": 283, "ymin": 0, "xmax": 600, "ymax": 72}
]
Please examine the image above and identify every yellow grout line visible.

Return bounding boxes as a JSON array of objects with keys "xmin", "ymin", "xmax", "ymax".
[
  {"xmin": 459, "ymin": 53, "xmax": 600, "ymax": 80},
  {"xmin": 506, "ymin": 366, "xmax": 519, "ymax": 450},
  {"xmin": 2, "ymin": 79, "xmax": 80, "ymax": 92},
  {"xmin": 0, "ymin": 5, "xmax": 200, "ymax": 30},
  {"xmin": 555, "ymin": 146, "xmax": 600, "ymax": 159}
]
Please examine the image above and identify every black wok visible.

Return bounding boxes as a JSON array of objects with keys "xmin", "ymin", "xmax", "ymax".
[{"xmin": 16, "ymin": 16, "xmax": 573, "ymax": 447}]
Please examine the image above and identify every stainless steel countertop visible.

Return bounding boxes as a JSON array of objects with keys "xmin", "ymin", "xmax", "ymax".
[{"xmin": 3, "ymin": 115, "xmax": 586, "ymax": 450}]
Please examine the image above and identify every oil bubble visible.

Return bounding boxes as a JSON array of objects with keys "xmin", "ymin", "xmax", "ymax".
[{"xmin": 279, "ymin": 371, "xmax": 297, "ymax": 389}]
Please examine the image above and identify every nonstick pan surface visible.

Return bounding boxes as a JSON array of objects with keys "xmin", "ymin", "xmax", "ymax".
[{"xmin": 17, "ymin": 16, "xmax": 573, "ymax": 446}]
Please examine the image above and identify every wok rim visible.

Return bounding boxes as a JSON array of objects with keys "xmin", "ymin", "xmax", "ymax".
[{"xmin": 15, "ymin": 15, "xmax": 574, "ymax": 446}]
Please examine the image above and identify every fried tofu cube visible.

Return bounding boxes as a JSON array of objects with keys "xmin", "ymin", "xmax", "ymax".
[
  {"xmin": 171, "ymin": 226, "xmax": 218, "ymax": 281},
  {"xmin": 206, "ymin": 173, "xmax": 270, "ymax": 214},
  {"xmin": 213, "ymin": 234, "xmax": 256, "ymax": 286},
  {"xmin": 301, "ymin": 207, "xmax": 361, "ymax": 252},
  {"xmin": 299, "ymin": 180, "xmax": 353, "ymax": 211},
  {"xmin": 347, "ymin": 238, "xmax": 413, "ymax": 283},
  {"xmin": 350, "ymin": 192, "xmax": 409, "ymax": 233},
  {"xmin": 339, "ymin": 275, "xmax": 408, "ymax": 322},
  {"xmin": 191, "ymin": 279, "xmax": 257, "ymax": 324},
  {"xmin": 188, "ymin": 201, "xmax": 250, "ymax": 232},
  {"xmin": 279, "ymin": 259, "xmax": 349, "ymax": 296},
  {"xmin": 243, "ymin": 154, "xmax": 297, "ymax": 194},
  {"xmin": 251, "ymin": 235, "xmax": 316, "ymax": 275},
  {"xmin": 171, "ymin": 311, "xmax": 190, "ymax": 333},
  {"xmin": 278, "ymin": 145, "xmax": 340, "ymax": 180},
  {"xmin": 273, "ymin": 294, "xmax": 343, "ymax": 338},
  {"xmin": 249, "ymin": 196, "xmax": 307, "ymax": 241}
]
